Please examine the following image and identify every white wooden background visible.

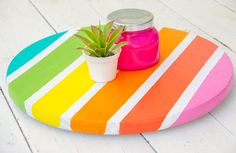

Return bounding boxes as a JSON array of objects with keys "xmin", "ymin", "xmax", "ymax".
[{"xmin": 0, "ymin": 0, "xmax": 236, "ymax": 152}]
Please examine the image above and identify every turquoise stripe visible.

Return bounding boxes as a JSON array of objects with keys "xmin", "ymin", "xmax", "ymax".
[{"xmin": 7, "ymin": 31, "xmax": 66, "ymax": 76}]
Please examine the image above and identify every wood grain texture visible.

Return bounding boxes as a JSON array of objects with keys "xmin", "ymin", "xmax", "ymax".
[
  {"xmin": 215, "ymin": 0, "xmax": 236, "ymax": 13},
  {"xmin": 0, "ymin": 93, "xmax": 31, "ymax": 153},
  {"xmin": 158, "ymin": 0, "xmax": 236, "ymax": 52},
  {"xmin": 0, "ymin": 0, "xmax": 54, "ymax": 63},
  {"xmin": 89, "ymin": 0, "xmax": 236, "ymax": 151},
  {"xmin": 2, "ymin": 86, "xmax": 156, "ymax": 153},
  {"xmin": 89, "ymin": 0, "xmax": 234, "ymax": 53},
  {"xmin": 210, "ymin": 51, "xmax": 236, "ymax": 136},
  {"xmin": 2, "ymin": 60, "xmax": 156, "ymax": 153},
  {"xmin": 0, "ymin": 0, "xmax": 236, "ymax": 152},
  {"xmin": 143, "ymin": 115, "xmax": 236, "ymax": 153},
  {"xmin": 156, "ymin": 0, "xmax": 236, "ymax": 142},
  {"xmin": 30, "ymin": 0, "xmax": 101, "ymax": 31},
  {"xmin": 0, "ymin": 0, "xmax": 156, "ymax": 152},
  {"xmin": 0, "ymin": 0, "xmax": 55, "ymax": 90}
]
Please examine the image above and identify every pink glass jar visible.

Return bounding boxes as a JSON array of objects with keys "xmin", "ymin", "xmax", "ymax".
[{"xmin": 107, "ymin": 9, "xmax": 160, "ymax": 70}]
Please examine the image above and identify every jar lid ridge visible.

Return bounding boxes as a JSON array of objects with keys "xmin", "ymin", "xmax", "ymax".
[{"xmin": 107, "ymin": 8, "xmax": 154, "ymax": 31}]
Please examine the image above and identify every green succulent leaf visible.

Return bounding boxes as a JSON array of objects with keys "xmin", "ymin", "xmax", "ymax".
[
  {"xmin": 111, "ymin": 41, "xmax": 127, "ymax": 52},
  {"xmin": 104, "ymin": 20, "xmax": 114, "ymax": 41},
  {"xmin": 74, "ymin": 21, "xmax": 126, "ymax": 57},
  {"xmin": 91, "ymin": 26, "xmax": 99, "ymax": 36},
  {"xmin": 98, "ymin": 28, "xmax": 106, "ymax": 48},
  {"xmin": 91, "ymin": 25, "xmax": 101, "ymax": 47},
  {"xmin": 74, "ymin": 34, "xmax": 97, "ymax": 50},
  {"xmin": 79, "ymin": 29, "xmax": 97, "ymax": 43},
  {"xmin": 96, "ymin": 48, "xmax": 106, "ymax": 57},
  {"xmin": 77, "ymin": 47, "xmax": 100, "ymax": 57},
  {"xmin": 106, "ymin": 25, "xmax": 124, "ymax": 52}
]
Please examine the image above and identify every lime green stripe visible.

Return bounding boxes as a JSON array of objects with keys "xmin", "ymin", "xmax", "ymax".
[{"xmin": 8, "ymin": 32, "xmax": 83, "ymax": 112}]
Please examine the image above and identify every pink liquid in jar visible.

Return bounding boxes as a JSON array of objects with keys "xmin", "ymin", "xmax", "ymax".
[
  {"xmin": 117, "ymin": 27, "xmax": 159, "ymax": 70},
  {"xmin": 107, "ymin": 8, "xmax": 160, "ymax": 70}
]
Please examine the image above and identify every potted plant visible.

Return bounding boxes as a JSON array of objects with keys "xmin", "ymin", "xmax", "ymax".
[{"xmin": 75, "ymin": 21, "xmax": 127, "ymax": 82}]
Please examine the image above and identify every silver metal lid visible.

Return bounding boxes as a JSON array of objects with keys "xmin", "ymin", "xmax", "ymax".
[{"xmin": 107, "ymin": 8, "xmax": 154, "ymax": 32}]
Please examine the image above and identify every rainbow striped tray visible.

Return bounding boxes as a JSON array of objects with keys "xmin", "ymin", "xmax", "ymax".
[{"xmin": 6, "ymin": 28, "xmax": 233, "ymax": 135}]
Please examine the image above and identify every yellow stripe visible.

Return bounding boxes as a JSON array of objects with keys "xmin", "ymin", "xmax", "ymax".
[
  {"xmin": 70, "ymin": 28, "xmax": 189, "ymax": 133},
  {"xmin": 32, "ymin": 62, "xmax": 95, "ymax": 127}
]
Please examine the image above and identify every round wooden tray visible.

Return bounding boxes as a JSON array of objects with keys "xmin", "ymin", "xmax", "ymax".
[{"xmin": 6, "ymin": 27, "xmax": 233, "ymax": 135}]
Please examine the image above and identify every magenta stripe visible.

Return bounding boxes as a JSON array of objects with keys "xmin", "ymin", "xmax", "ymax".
[{"xmin": 172, "ymin": 54, "xmax": 233, "ymax": 127}]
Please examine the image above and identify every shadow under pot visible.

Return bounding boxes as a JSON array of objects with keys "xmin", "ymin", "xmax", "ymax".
[{"xmin": 107, "ymin": 8, "xmax": 160, "ymax": 70}]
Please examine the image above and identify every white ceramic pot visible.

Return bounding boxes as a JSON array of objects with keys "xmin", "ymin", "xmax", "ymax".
[{"xmin": 83, "ymin": 50, "xmax": 120, "ymax": 82}]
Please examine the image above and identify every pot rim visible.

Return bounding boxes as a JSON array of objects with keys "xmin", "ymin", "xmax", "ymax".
[{"xmin": 82, "ymin": 49, "xmax": 121, "ymax": 63}]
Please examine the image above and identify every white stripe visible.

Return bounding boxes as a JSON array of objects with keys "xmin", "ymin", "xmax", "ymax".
[
  {"xmin": 105, "ymin": 34, "xmax": 196, "ymax": 135},
  {"xmin": 25, "ymin": 56, "xmax": 85, "ymax": 117},
  {"xmin": 60, "ymin": 83, "xmax": 106, "ymax": 130},
  {"xmin": 7, "ymin": 30, "xmax": 77, "ymax": 84},
  {"xmin": 159, "ymin": 48, "xmax": 224, "ymax": 129}
]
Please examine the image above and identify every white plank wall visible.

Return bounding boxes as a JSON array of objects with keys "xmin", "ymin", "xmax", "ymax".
[
  {"xmin": 0, "ymin": 0, "xmax": 236, "ymax": 152},
  {"xmin": 1, "ymin": 66, "xmax": 155, "ymax": 153},
  {"xmin": 88, "ymin": 0, "xmax": 236, "ymax": 152},
  {"xmin": 0, "ymin": 93, "xmax": 31, "ymax": 153},
  {"xmin": 28, "ymin": 0, "xmax": 102, "ymax": 31},
  {"xmin": 215, "ymin": 0, "xmax": 236, "ymax": 12},
  {"xmin": 210, "ymin": 51, "xmax": 236, "ymax": 136},
  {"xmin": 0, "ymin": 0, "xmax": 55, "ymax": 89},
  {"xmin": 143, "ymin": 115, "xmax": 236, "ymax": 153},
  {"xmin": 159, "ymin": 0, "xmax": 236, "ymax": 53},
  {"xmin": 0, "ymin": 0, "xmax": 155, "ymax": 153},
  {"xmin": 0, "ymin": 0, "xmax": 54, "ymax": 63}
]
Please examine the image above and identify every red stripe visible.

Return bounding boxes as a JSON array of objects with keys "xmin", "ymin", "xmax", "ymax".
[{"xmin": 120, "ymin": 36, "xmax": 217, "ymax": 134}]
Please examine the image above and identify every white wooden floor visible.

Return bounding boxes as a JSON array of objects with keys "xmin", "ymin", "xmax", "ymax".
[{"xmin": 0, "ymin": 0, "xmax": 236, "ymax": 152}]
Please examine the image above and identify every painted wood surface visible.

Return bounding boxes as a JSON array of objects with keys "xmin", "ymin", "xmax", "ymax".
[
  {"xmin": 210, "ymin": 51, "xmax": 236, "ymax": 136},
  {"xmin": 0, "ymin": 0, "xmax": 155, "ymax": 152},
  {"xmin": 1, "ymin": 81, "xmax": 155, "ymax": 153},
  {"xmin": 5, "ymin": 27, "xmax": 233, "ymax": 135},
  {"xmin": 0, "ymin": 0, "xmax": 236, "ymax": 152}
]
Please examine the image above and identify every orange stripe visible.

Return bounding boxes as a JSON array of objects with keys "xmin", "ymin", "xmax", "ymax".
[
  {"xmin": 70, "ymin": 28, "xmax": 188, "ymax": 133},
  {"xmin": 120, "ymin": 36, "xmax": 217, "ymax": 134}
]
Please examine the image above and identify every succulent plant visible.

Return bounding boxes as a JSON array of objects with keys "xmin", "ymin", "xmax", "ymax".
[{"xmin": 75, "ymin": 20, "xmax": 127, "ymax": 57}]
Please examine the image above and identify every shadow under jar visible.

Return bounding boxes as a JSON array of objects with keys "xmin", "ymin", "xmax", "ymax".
[{"xmin": 107, "ymin": 8, "xmax": 160, "ymax": 70}]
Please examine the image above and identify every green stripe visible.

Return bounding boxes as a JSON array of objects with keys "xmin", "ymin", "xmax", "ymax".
[
  {"xmin": 8, "ymin": 31, "xmax": 83, "ymax": 112},
  {"xmin": 7, "ymin": 31, "xmax": 66, "ymax": 76}
]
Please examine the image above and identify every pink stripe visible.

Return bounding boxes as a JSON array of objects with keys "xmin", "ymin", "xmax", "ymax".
[{"xmin": 172, "ymin": 54, "xmax": 233, "ymax": 127}]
